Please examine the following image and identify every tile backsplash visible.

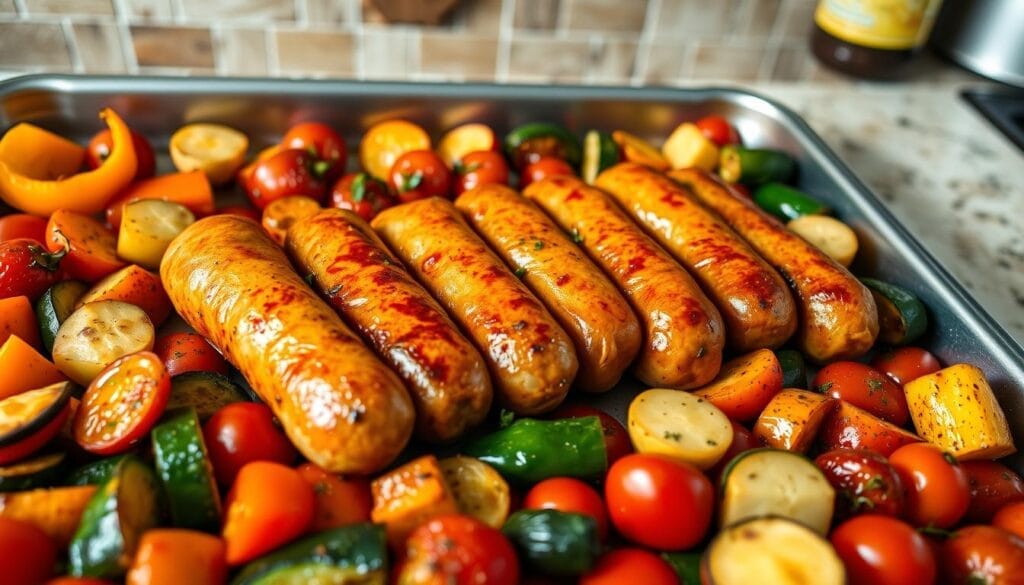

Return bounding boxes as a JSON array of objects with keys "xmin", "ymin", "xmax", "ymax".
[{"xmin": 0, "ymin": 0, "xmax": 946, "ymax": 84}]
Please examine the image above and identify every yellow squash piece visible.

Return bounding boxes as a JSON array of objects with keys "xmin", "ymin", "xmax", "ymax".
[
  {"xmin": 117, "ymin": 200, "xmax": 196, "ymax": 270},
  {"xmin": 438, "ymin": 455, "xmax": 510, "ymax": 529},
  {"xmin": 370, "ymin": 455, "xmax": 459, "ymax": 548},
  {"xmin": 53, "ymin": 300, "xmax": 155, "ymax": 385},
  {"xmin": 169, "ymin": 123, "xmax": 248, "ymax": 185},
  {"xmin": 662, "ymin": 122, "xmax": 720, "ymax": 171}
]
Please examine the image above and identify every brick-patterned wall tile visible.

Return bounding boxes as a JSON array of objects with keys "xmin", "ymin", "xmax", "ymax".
[
  {"xmin": 564, "ymin": 0, "xmax": 647, "ymax": 33},
  {"xmin": 124, "ymin": 0, "xmax": 173, "ymax": 20},
  {"xmin": 72, "ymin": 22, "xmax": 128, "ymax": 73},
  {"xmin": 215, "ymin": 28, "xmax": 268, "ymax": 75},
  {"xmin": 0, "ymin": 22, "xmax": 72, "ymax": 68},
  {"xmin": 179, "ymin": 0, "xmax": 295, "ymax": 22},
  {"xmin": 776, "ymin": 0, "xmax": 815, "ymax": 40},
  {"xmin": 770, "ymin": 43, "xmax": 811, "ymax": 80},
  {"xmin": 513, "ymin": 0, "xmax": 559, "ymax": 30},
  {"xmin": 132, "ymin": 25, "xmax": 214, "ymax": 68},
  {"xmin": 586, "ymin": 38, "xmax": 638, "ymax": 83},
  {"xmin": 455, "ymin": 0, "xmax": 502, "ymax": 33},
  {"xmin": 736, "ymin": 0, "xmax": 781, "ymax": 38},
  {"xmin": 304, "ymin": 0, "xmax": 355, "ymax": 25},
  {"xmin": 361, "ymin": 27, "xmax": 419, "ymax": 80},
  {"xmin": 0, "ymin": 0, "xmax": 17, "ymax": 14},
  {"xmin": 691, "ymin": 42, "xmax": 766, "ymax": 81},
  {"xmin": 24, "ymin": 0, "xmax": 114, "ymax": 16},
  {"xmin": 653, "ymin": 0, "xmax": 744, "ymax": 39},
  {"xmin": 508, "ymin": 36, "xmax": 589, "ymax": 82},
  {"xmin": 639, "ymin": 40, "xmax": 688, "ymax": 85},
  {"xmin": 420, "ymin": 33, "xmax": 497, "ymax": 80},
  {"xmin": 276, "ymin": 29, "xmax": 354, "ymax": 75}
]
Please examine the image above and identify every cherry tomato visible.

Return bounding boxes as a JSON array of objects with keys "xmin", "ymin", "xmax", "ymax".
[
  {"xmin": 399, "ymin": 514, "xmax": 519, "ymax": 585},
  {"xmin": 520, "ymin": 157, "xmax": 575, "ymax": 188},
  {"xmin": 0, "ymin": 516, "xmax": 57, "ymax": 585},
  {"xmin": 523, "ymin": 477, "xmax": 609, "ymax": 541},
  {"xmin": 962, "ymin": 460, "xmax": 1024, "ymax": 522},
  {"xmin": 222, "ymin": 461, "xmax": 315, "ymax": 565},
  {"xmin": 942, "ymin": 525, "xmax": 1024, "ymax": 585},
  {"xmin": 203, "ymin": 402, "xmax": 298, "ymax": 486},
  {"xmin": 454, "ymin": 150, "xmax": 510, "ymax": 195},
  {"xmin": 243, "ymin": 148, "xmax": 328, "ymax": 210},
  {"xmin": 329, "ymin": 172, "xmax": 396, "ymax": 221},
  {"xmin": 871, "ymin": 346, "xmax": 942, "ymax": 386},
  {"xmin": 73, "ymin": 351, "xmax": 170, "ymax": 455},
  {"xmin": 813, "ymin": 361, "xmax": 909, "ymax": 426},
  {"xmin": 889, "ymin": 442, "xmax": 970, "ymax": 528},
  {"xmin": 389, "ymin": 149, "xmax": 451, "ymax": 203},
  {"xmin": 993, "ymin": 501, "xmax": 1024, "ymax": 540},
  {"xmin": 510, "ymin": 136, "xmax": 575, "ymax": 171},
  {"xmin": 0, "ymin": 214, "xmax": 48, "ymax": 243},
  {"xmin": 708, "ymin": 420, "xmax": 759, "ymax": 481},
  {"xmin": 694, "ymin": 115, "xmax": 740, "ymax": 147},
  {"xmin": 579, "ymin": 548, "xmax": 677, "ymax": 585},
  {"xmin": 282, "ymin": 121, "xmax": 346, "ymax": 179},
  {"xmin": 815, "ymin": 448, "xmax": 905, "ymax": 518},
  {"xmin": 217, "ymin": 205, "xmax": 261, "ymax": 222},
  {"xmin": 830, "ymin": 514, "xmax": 936, "ymax": 585},
  {"xmin": 296, "ymin": 463, "xmax": 373, "ymax": 531},
  {"xmin": 126, "ymin": 529, "xmax": 227, "ymax": 585},
  {"xmin": 87, "ymin": 128, "xmax": 156, "ymax": 180},
  {"xmin": 550, "ymin": 404, "xmax": 632, "ymax": 465},
  {"xmin": 153, "ymin": 332, "xmax": 229, "ymax": 377},
  {"xmin": 605, "ymin": 454, "xmax": 713, "ymax": 550},
  {"xmin": 0, "ymin": 238, "xmax": 64, "ymax": 300}
]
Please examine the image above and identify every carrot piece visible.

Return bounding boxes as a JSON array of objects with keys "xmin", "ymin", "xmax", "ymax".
[
  {"xmin": 693, "ymin": 348, "xmax": 783, "ymax": 422},
  {"xmin": 45, "ymin": 209, "xmax": 125, "ymax": 282},
  {"xmin": 0, "ymin": 214, "xmax": 48, "ymax": 242},
  {"xmin": 0, "ymin": 486, "xmax": 97, "ymax": 547},
  {"xmin": 76, "ymin": 265, "xmax": 171, "ymax": 326},
  {"xmin": 0, "ymin": 123, "xmax": 85, "ymax": 181},
  {"xmin": 0, "ymin": 295, "xmax": 41, "ymax": 349},
  {"xmin": 819, "ymin": 400, "xmax": 922, "ymax": 457},
  {"xmin": 105, "ymin": 171, "xmax": 215, "ymax": 230},
  {"xmin": 753, "ymin": 389, "xmax": 835, "ymax": 453},
  {"xmin": 0, "ymin": 335, "xmax": 66, "ymax": 400},
  {"xmin": 296, "ymin": 463, "xmax": 373, "ymax": 531},
  {"xmin": 370, "ymin": 454, "xmax": 459, "ymax": 548},
  {"xmin": 262, "ymin": 196, "xmax": 321, "ymax": 245},
  {"xmin": 611, "ymin": 130, "xmax": 670, "ymax": 171},
  {"xmin": 126, "ymin": 529, "xmax": 227, "ymax": 585}
]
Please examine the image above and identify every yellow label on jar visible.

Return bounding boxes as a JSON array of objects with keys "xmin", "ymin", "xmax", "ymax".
[{"xmin": 815, "ymin": 0, "xmax": 942, "ymax": 50}]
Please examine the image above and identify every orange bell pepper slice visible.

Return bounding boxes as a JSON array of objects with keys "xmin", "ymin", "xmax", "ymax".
[
  {"xmin": 0, "ymin": 123, "xmax": 85, "ymax": 180},
  {"xmin": 0, "ymin": 108, "xmax": 137, "ymax": 217}
]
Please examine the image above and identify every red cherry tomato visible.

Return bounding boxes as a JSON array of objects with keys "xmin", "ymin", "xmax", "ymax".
[
  {"xmin": 87, "ymin": 128, "xmax": 156, "ymax": 180},
  {"xmin": 243, "ymin": 148, "xmax": 328, "ymax": 210},
  {"xmin": 282, "ymin": 122, "xmax": 346, "ymax": 179},
  {"xmin": 813, "ymin": 361, "xmax": 909, "ymax": 426},
  {"xmin": 993, "ymin": 501, "xmax": 1024, "ymax": 540},
  {"xmin": 203, "ymin": 402, "xmax": 298, "ymax": 486},
  {"xmin": 889, "ymin": 443, "xmax": 970, "ymax": 529},
  {"xmin": 942, "ymin": 525, "xmax": 1024, "ymax": 585},
  {"xmin": 871, "ymin": 346, "xmax": 942, "ymax": 386},
  {"xmin": 815, "ymin": 448, "xmax": 905, "ymax": 519},
  {"xmin": 73, "ymin": 351, "xmax": 171, "ymax": 455},
  {"xmin": 153, "ymin": 332, "xmax": 229, "ymax": 377},
  {"xmin": 520, "ymin": 157, "xmax": 575, "ymax": 188},
  {"xmin": 708, "ymin": 420, "xmax": 759, "ymax": 481},
  {"xmin": 579, "ymin": 548, "xmax": 677, "ymax": 585},
  {"xmin": 0, "ymin": 238, "xmax": 64, "ymax": 301},
  {"xmin": 0, "ymin": 214, "xmax": 48, "ymax": 243},
  {"xmin": 399, "ymin": 514, "xmax": 519, "ymax": 585},
  {"xmin": 0, "ymin": 517, "xmax": 57, "ymax": 585},
  {"xmin": 550, "ymin": 404, "xmax": 632, "ymax": 465},
  {"xmin": 605, "ymin": 454, "xmax": 713, "ymax": 550},
  {"xmin": 694, "ymin": 115, "xmax": 740, "ymax": 147},
  {"xmin": 830, "ymin": 514, "xmax": 936, "ymax": 585},
  {"xmin": 523, "ymin": 477, "xmax": 609, "ymax": 541},
  {"xmin": 961, "ymin": 460, "xmax": 1024, "ymax": 522},
  {"xmin": 329, "ymin": 172, "xmax": 396, "ymax": 222},
  {"xmin": 217, "ymin": 206, "xmax": 261, "ymax": 222},
  {"xmin": 389, "ymin": 149, "xmax": 451, "ymax": 203},
  {"xmin": 454, "ymin": 150, "xmax": 510, "ymax": 195}
]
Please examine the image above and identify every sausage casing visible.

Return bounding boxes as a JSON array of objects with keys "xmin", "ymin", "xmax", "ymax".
[
  {"xmin": 161, "ymin": 215, "xmax": 414, "ymax": 474},
  {"xmin": 596, "ymin": 162, "xmax": 796, "ymax": 351},
  {"xmin": 285, "ymin": 209, "xmax": 492, "ymax": 442},
  {"xmin": 371, "ymin": 197, "xmax": 578, "ymax": 414},
  {"xmin": 524, "ymin": 176, "xmax": 724, "ymax": 389},
  {"xmin": 455, "ymin": 184, "xmax": 641, "ymax": 392},
  {"xmin": 669, "ymin": 168, "xmax": 878, "ymax": 361}
]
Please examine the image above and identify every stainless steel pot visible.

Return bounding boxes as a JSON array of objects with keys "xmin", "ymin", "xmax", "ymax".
[{"xmin": 931, "ymin": 0, "xmax": 1024, "ymax": 87}]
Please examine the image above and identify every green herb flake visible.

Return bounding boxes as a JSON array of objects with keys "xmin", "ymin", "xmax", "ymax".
[
  {"xmin": 663, "ymin": 431, "xmax": 682, "ymax": 442},
  {"xmin": 534, "ymin": 240, "xmax": 544, "ymax": 250},
  {"xmin": 815, "ymin": 381, "xmax": 833, "ymax": 394},
  {"xmin": 515, "ymin": 267, "xmax": 527, "ymax": 278}
]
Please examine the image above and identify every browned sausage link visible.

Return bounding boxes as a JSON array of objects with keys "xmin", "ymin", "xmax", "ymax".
[
  {"xmin": 455, "ymin": 184, "xmax": 642, "ymax": 393},
  {"xmin": 669, "ymin": 168, "xmax": 878, "ymax": 362},
  {"xmin": 523, "ymin": 176, "xmax": 724, "ymax": 389},
  {"xmin": 161, "ymin": 215, "xmax": 414, "ymax": 474},
  {"xmin": 285, "ymin": 209, "xmax": 493, "ymax": 442},
  {"xmin": 596, "ymin": 162, "xmax": 797, "ymax": 351},
  {"xmin": 371, "ymin": 197, "xmax": 578, "ymax": 415}
]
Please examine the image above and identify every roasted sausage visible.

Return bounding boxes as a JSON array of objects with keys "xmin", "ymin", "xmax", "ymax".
[
  {"xmin": 372, "ymin": 197, "xmax": 578, "ymax": 414},
  {"xmin": 285, "ymin": 209, "xmax": 492, "ymax": 442},
  {"xmin": 524, "ymin": 176, "xmax": 724, "ymax": 389},
  {"xmin": 669, "ymin": 168, "xmax": 878, "ymax": 362},
  {"xmin": 161, "ymin": 215, "xmax": 414, "ymax": 474},
  {"xmin": 455, "ymin": 184, "xmax": 641, "ymax": 392},
  {"xmin": 596, "ymin": 162, "xmax": 797, "ymax": 351}
]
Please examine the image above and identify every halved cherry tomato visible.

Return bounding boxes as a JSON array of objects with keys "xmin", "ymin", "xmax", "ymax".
[
  {"xmin": 579, "ymin": 548, "xmax": 677, "ymax": 585},
  {"xmin": 389, "ymin": 149, "xmax": 451, "ymax": 203},
  {"xmin": 830, "ymin": 514, "xmax": 936, "ymax": 585},
  {"xmin": 551, "ymin": 404, "xmax": 632, "ymax": 465},
  {"xmin": 961, "ymin": 460, "xmax": 1024, "ymax": 522},
  {"xmin": 871, "ymin": 346, "xmax": 942, "ymax": 386},
  {"xmin": 942, "ymin": 525, "xmax": 1024, "ymax": 585},
  {"xmin": 329, "ymin": 172, "xmax": 396, "ymax": 221},
  {"xmin": 0, "ymin": 238, "xmax": 63, "ymax": 301},
  {"xmin": 0, "ymin": 214, "xmax": 48, "ymax": 243},
  {"xmin": 153, "ymin": 332, "xmax": 229, "ymax": 377},
  {"xmin": 889, "ymin": 442, "xmax": 970, "ymax": 529},
  {"xmin": 520, "ymin": 157, "xmax": 575, "ymax": 188},
  {"xmin": 815, "ymin": 448, "xmax": 905, "ymax": 519},
  {"xmin": 203, "ymin": 402, "xmax": 297, "ymax": 487},
  {"xmin": 45, "ymin": 209, "xmax": 125, "ymax": 283},
  {"xmin": 222, "ymin": 461, "xmax": 315, "ymax": 565},
  {"xmin": 0, "ymin": 516, "xmax": 57, "ymax": 585},
  {"xmin": 813, "ymin": 361, "xmax": 909, "ymax": 426},
  {"xmin": 72, "ymin": 351, "xmax": 170, "ymax": 455},
  {"xmin": 86, "ymin": 128, "xmax": 156, "ymax": 181},
  {"xmin": 282, "ymin": 122, "xmax": 346, "ymax": 180},
  {"xmin": 217, "ymin": 205, "xmax": 261, "ymax": 222},
  {"xmin": 242, "ymin": 148, "xmax": 328, "ymax": 210},
  {"xmin": 707, "ymin": 420, "xmax": 759, "ymax": 481},
  {"xmin": 694, "ymin": 115, "xmax": 740, "ymax": 147},
  {"xmin": 454, "ymin": 150, "xmax": 510, "ymax": 195},
  {"xmin": 399, "ymin": 514, "xmax": 519, "ymax": 585},
  {"xmin": 523, "ymin": 477, "xmax": 609, "ymax": 541},
  {"xmin": 359, "ymin": 119, "xmax": 431, "ymax": 181},
  {"xmin": 605, "ymin": 454, "xmax": 713, "ymax": 550},
  {"xmin": 126, "ymin": 529, "xmax": 227, "ymax": 585},
  {"xmin": 296, "ymin": 463, "xmax": 373, "ymax": 531},
  {"xmin": 993, "ymin": 501, "xmax": 1024, "ymax": 540}
]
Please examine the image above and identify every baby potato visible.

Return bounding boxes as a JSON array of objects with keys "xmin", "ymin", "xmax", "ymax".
[
  {"xmin": 169, "ymin": 123, "xmax": 248, "ymax": 185},
  {"xmin": 628, "ymin": 388, "xmax": 733, "ymax": 469},
  {"xmin": 787, "ymin": 215, "xmax": 859, "ymax": 267},
  {"xmin": 117, "ymin": 200, "xmax": 195, "ymax": 269},
  {"xmin": 52, "ymin": 300, "xmax": 155, "ymax": 385}
]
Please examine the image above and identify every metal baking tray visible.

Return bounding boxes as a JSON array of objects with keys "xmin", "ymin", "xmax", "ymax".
[{"xmin": 2, "ymin": 74, "xmax": 1022, "ymax": 472}]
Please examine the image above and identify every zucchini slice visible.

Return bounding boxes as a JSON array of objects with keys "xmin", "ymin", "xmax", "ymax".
[
  {"xmin": 702, "ymin": 516, "xmax": 844, "ymax": 585},
  {"xmin": 861, "ymin": 278, "xmax": 927, "ymax": 345},
  {"xmin": 753, "ymin": 183, "xmax": 828, "ymax": 222},
  {"xmin": 151, "ymin": 408, "xmax": 221, "ymax": 532},
  {"xmin": 36, "ymin": 280, "xmax": 89, "ymax": 354},
  {"xmin": 628, "ymin": 388, "xmax": 732, "ymax": 470},
  {"xmin": 662, "ymin": 552, "xmax": 702, "ymax": 585},
  {"xmin": 581, "ymin": 130, "xmax": 620, "ymax": 184},
  {"xmin": 0, "ymin": 381, "xmax": 73, "ymax": 447},
  {"xmin": 66, "ymin": 455, "xmax": 128, "ymax": 487},
  {"xmin": 439, "ymin": 455, "xmax": 510, "ymax": 528},
  {"xmin": 68, "ymin": 455, "xmax": 162, "ymax": 578},
  {"xmin": 0, "ymin": 451, "xmax": 65, "ymax": 492},
  {"xmin": 502, "ymin": 509, "xmax": 600, "ymax": 577},
  {"xmin": 718, "ymin": 146, "xmax": 795, "ymax": 186},
  {"xmin": 53, "ymin": 300, "xmax": 155, "ymax": 386},
  {"xmin": 719, "ymin": 448, "xmax": 835, "ymax": 535},
  {"xmin": 232, "ymin": 523, "xmax": 388, "ymax": 585},
  {"xmin": 166, "ymin": 371, "xmax": 248, "ymax": 421}
]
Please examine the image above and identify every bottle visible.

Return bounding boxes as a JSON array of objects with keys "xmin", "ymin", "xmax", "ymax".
[{"xmin": 811, "ymin": 0, "xmax": 943, "ymax": 79}]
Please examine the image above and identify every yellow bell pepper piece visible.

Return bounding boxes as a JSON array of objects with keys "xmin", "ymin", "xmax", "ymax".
[{"xmin": 0, "ymin": 123, "xmax": 85, "ymax": 180}]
